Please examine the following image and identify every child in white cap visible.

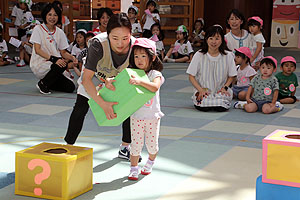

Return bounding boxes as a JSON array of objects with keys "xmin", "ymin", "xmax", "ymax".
[
  {"xmin": 128, "ymin": 5, "xmax": 142, "ymax": 38},
  {"xmin": 127, "ymin": 38, "xmax": 164, "ymax": 181},
  {"xmin": 248, "ymin": 16, "xmax": 265, "ymax": 71},
  {"xmin": 233, "ymin": 47, "xmax": 257, "ymax": 100},
  {"xmin": 275, "ymin": 56, "xmax": 298, "ymax": 104},
  {"xmin": 164, "ymin": 25, "xmax": 194, "ymax": 63}
]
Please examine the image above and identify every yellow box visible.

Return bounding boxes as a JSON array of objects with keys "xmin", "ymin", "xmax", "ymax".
[
  {"xmin": 262, "ymin": 130, "xmax": 300, "ymax": 187},
  {"xmin": 15, "ymin": 142, "xmax": 93, "ymax": 200}
]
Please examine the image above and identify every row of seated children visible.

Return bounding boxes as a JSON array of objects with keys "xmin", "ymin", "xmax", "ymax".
[{"xmin": 232, "ymin": 46, "xmax": 298, "ymax": 114}]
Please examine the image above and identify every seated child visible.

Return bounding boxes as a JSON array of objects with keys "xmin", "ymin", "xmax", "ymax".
[
  {"xmin": 75, "ymin": 31, "xmax": 96, "ymax": 77},
  {"xmin": 275, "ymin": 56, "xmax": 298, "ymax": 104},
  {"xmin": 164, "ymin": 25, "xmax": 193, "ymax": 63},
  {"xmin": 234, "ymin": 56, "xmax": 283, "ymax": 114},
  {"xmin": 189, "ymin": 18, "xmax": 205, "ymax": 47},
  {"xmin": 233, "ymin": 47, "xmax": 257, "ymax": 100},
  {"xmin": 128, "ymin": 5, "xmax": 142, "ymax": 38},
  {"xmin": 0, "ymin": 25, "xmax": 11, "ymax": 66},
  {"xmin": 68, "ymin": 29, "xmax": 87, "ymax": 77},
  {"xmin": 16, "ymin": 29, "xmax": 33, "ymax": 67},
  {"xmin": 150, "ymin": 23, "xmax": 164, "ymax": 60}
]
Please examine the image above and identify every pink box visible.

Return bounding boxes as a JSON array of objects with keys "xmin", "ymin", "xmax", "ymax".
[{"xmin": 262, "ymin": 129, "xmax": 300, "ymax": 187}]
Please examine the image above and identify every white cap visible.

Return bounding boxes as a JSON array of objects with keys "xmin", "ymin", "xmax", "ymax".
[{"xmin": 76, "ymin": 29, "xmax": 87, "ymax": 34}]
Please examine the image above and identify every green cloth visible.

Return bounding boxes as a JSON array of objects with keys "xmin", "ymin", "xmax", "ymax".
[
  {"xmin": 275, "ymin": 72, "xmax": 298, "ymax": 96},
  {"xmin": 250, "ymin": 74, "xmax": 279, "ymax": 101},
  {"xmin": 88, "ymin": 68, "xmax": 155, "ymax": 126}
]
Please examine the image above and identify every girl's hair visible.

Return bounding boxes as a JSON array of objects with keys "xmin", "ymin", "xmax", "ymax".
[
  {"xmin": 19, "ymin": 2, "xmax": 30, "ymax": 12},
  {"xmin": 247, "ymin": 19, "xmax": 261, "ymax": 28},
  {"xmin": 74, "ymin": 31, "xmax": 87, "ymax": 48},
  {"xmin": 235, "ymin": 51, "xmax": 250, "ymax": 64},
  {"xmin": 107, "ymin": 13, "xmax": 132, "ymax": 36},
  {"xmin": 97, "ymin": 7, "xmax": 113, "ymax": 25},
  {"xmin": 226, "ymin": 9, "xmax": 245, "ymax": 30},
  {"xmin": 200, "ymin": 25, "xmax": 228, "ymax": 55},
  {"xmin": 146, "ymin": 0, "xmax": 159, "ymax": 14},
  {"xmin": 193, "ymin": 19, "xmax": 204, "ymax": 31},
  {"xmin": 41, "ymin": 3, "xmax": 62, "ymax": 25},
  {"xmin": 130, "ymin": 46, "xmax": 163, "ymax": 73},
  {"xmin": 260, "ymin": 58, "xmax": 276, "ymax": 69},
  {"xmin": 86, "ymin": 31, "xmax": 96, "ymax": 38},
  {"xmin": 52, "ymin": 0, "xmax": 63, "ymax": 10},
  {"xmin": 150, "ymin": 23, "xmax": 164, "ymax": 41},
  {"xmin": 128, "ymin": 7, "xmax": 137, "ymax": 15}
]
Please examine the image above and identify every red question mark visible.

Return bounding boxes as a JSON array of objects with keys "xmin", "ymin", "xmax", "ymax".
[{"xmin": 28, "ymin": 159, "xmax": 51, "ymax": 196}]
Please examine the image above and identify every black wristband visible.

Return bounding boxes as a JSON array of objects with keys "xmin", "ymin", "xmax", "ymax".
[
  {"xmin": 49, "ymin": 56, "xmax": 60, "ymax": 64},
  {"xmin": 224, "ymin": 86, "xmax": 228, "ymax": 91}
]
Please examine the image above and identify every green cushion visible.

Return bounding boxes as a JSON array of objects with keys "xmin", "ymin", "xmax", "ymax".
[{"xmin": 88, "ymin": 68, "xmax": 155, "ymax": 126}]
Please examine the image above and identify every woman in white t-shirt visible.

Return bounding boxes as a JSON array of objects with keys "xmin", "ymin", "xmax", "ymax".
[
  {"xmin": 187, "ymin": 25, "xmax": 237, "ymax": 112},
  {"xmin": 30, "ymin": 3, "xmax": 77, "ymax": 94}
]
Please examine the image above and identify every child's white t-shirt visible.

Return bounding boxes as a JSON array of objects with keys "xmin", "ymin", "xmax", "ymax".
[
  {"xmin": 174, "ymin": 40, "xmax": 194, "ymax": 56},
  {"xmin": 156, "ymin": 41, "xmax": 164, "ymax": 55},
  {"xmin": 236, "ymin": 65, "xmax": 257, "ymax": 87},
  {"xmin": 131, "ymin": 70, "xmax": 164, "ymax": 120},
  {"xmin": 132, "ymin": 22, "xmax": 142, "ymax": 35},
  {"xmin": 11, "ymin": 6, "xmax": 24, "ymax": 26},
  {"xmin": 193, "ymin": 30, "xmax": 205, "ymax": 40},
  {"xmin": 71, "ymin": 45, "xmax": 86, "ymax": 59},
  {"xmin": 0, "ymin": 40, "xmax": 9, "ymax": 58},
  {"xmin": 12, "ymin": 6, "xmax": 34, "ymax": 29},
  {"xmin": 143, "ymin": 13, "xmax": 160, "ymax": 30},
  {"xmin": 249, "ymin": 33, "xmax": 265, "ymax": 64}
]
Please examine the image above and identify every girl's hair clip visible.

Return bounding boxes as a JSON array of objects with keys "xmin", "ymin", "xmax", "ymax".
[{"xmin": 213, "ymin": 24, "xmax": 223, "ymax": 30}]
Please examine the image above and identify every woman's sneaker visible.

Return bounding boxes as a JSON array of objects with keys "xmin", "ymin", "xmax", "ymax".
[
  {"xmin": 118, "ymin": 146, "xmax": 130, "ymax": 160},
  {"xmin": 36, "ymin": 80, "xmax": 51, "ymax": 95},
  {"xmin": 141, "ymin": 159, "xmax": 154, "ymax": 175},
  {"xmin": 128, "ymin": 167, "xmax": 139, "ymax": 181}
]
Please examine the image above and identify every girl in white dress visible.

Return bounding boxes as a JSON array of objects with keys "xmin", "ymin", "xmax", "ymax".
[{"xmin": 187, "ymin": 25, "xmax": 237, "ymax": 112}]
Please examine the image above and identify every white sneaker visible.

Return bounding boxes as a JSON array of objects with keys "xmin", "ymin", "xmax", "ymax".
[
  {"xmin": 233, "ymin": 101, "xmax": 247, "ymax": 109},
  {"xmin": 141, "ymin": 159, "xmax": 154, "ymax": 175},
  {"xmin": 128, "ymin": 167, "xmax": 139, "ymax": 181},
  {"xmin": 275, "ymin": 101, "xmax": 284, "ymax": 111}
]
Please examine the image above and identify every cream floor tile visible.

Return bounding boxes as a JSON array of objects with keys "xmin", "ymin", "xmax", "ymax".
[
  {"xmin": 168, "ymin": 74, "xmax": 188, "ymax": 81},
  {"xmin": 282, "ymin": 103, "xmax": 298, "ymax": 109},
  {"xmin": 158, "ymin": 146, "xmax": 261, "ymax": 200},
  {"xmin": 160, "ymin": 125, "xmax": 196, "ymax": 140},
  {"xmin": 199, "ymin": 120, "xmax": 265, "ymax": 135},
  {"xmin": 282, "ymin": 108, "xmax": 300, "ymax": 118},
  {"xmin": 176, "ymin": 86, "xmax": 194, "ymax": 93},
  {"xmin": 169, "ymin": 109, "xmax": 227, "ymax": 120},
  {"xmin": 0, "ymin": 78, "xmax": 24, "ymax": 85},
  {"xmin": 8, "ymin": 104, "xmax": 72, "ymax": 116},
  {"xmin": 254, "ymin": 125, "xmax": 300, "ymax": 136}
]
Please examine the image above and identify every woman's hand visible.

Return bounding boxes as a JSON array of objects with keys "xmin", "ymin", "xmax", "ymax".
[
  {"xmin": 217, "ymin": 87, "xmax": 230, "ymax": 96},
  {"xmin": 195, "ymin": 88, "xmax": 209, "ymax": 102},
  {"xmin": 105, "ymin": 78, "xmax": 116, "ymax": 91},
  {"xmin": 129, "ymin": 75, "xmax": 141, "ymax": 85},
  {"xmin": 99, "ymin": 101, "xmax": 118, "ymax": 120},
  {"xmin": 55, "ymin": 58, "xmax": 67, "ymax": 68}
]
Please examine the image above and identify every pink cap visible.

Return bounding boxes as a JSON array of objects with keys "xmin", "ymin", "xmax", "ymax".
[
  {"xmin": 281, "ymin": 56, "xmax": 296, "ymax": 65},
  {"xmin": 248, "ymin": 16, "xmax": 263, "ymax": 27},
  {"xmin": 263, "ymin": 56, "xmax": 277, "ymax": 68},
  {"xmin": 133, "ymin": 38, "xmax": 156, "ymax": 54},
  {"xmin": 235, "ymin": 47, "xmax": 252, "ymax": 59}
]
